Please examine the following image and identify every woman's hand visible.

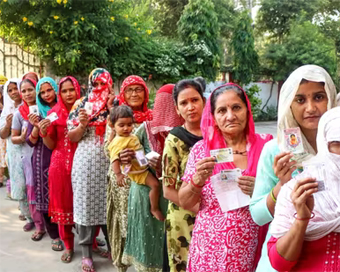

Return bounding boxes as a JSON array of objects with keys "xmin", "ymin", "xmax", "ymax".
[
  {"xmin": 274, "ymin": 152, "xmax": 297, "ymax": 186},
  {"xmin": 28, "ymin": 113, "xmax": 40, "ymax": 128},
  {"xmin": 78, "ymin": 109, "xmax": 89, "ymax": 128},
  {"xmin": 192, "ymin": 157, "xmax": 216, "ymax": 187},
  {"xmin": 237, "ymin": 176, "xmax": 255, "ymax": 196},
  {"xmin": 20, "ymin": 127, "xmax": 27, "ymax": 143},
  {"xmin": 38, "ymin": 119, "xmax": 51, "ymax": 136},
  {"xmin": 5, "ymin": 113, "xmax": 13, "ymax": 128},
  {"xmin": 148, "ymin": 156, "xmax": 161, "ymax": 172},
  {"xmin": 291, "ymin": 177, "xmax": 317, "ymax": 219},
  {"xmin": 119, "ymin": 149, "xmax": 135, "ymax": 164},
  {"xmin": 116, "ymin": 173, "xmax": 126, "ymax": 187}
]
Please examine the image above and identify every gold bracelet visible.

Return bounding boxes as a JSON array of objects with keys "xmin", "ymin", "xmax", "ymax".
[{"xmin": 270, "ymin": 188, "xmax": 277, "ymax": 203}]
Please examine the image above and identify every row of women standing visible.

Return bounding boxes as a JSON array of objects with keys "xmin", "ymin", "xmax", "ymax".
[{"xmin": 1, "ymin": 64, "xmax": 339, "ymax": 272}]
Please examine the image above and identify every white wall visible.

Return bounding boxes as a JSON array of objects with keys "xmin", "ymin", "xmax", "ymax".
[{"xmin": 246, "ymin": 82, "xmax": 278, "ymax": 110}]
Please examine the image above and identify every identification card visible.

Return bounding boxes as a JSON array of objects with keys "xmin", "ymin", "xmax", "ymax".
[
  {"xmin": 210, "ymin": 148, "xmax": 233, "ymax": 163},
  {"xmin": 220, "ymin": 168, "xmax": 242, "ymax": 182},
  {"xmin": 84, "ymin": 102, "xmax": 93, "ymax": 116},
  {"xmin": 46, "ymin": 112, "xmax": 59, "ymax": 123},
  {"xmin": 284, "ymin": 127, "xmax": 304, "ymax": 154},
  {"xmin": 135, "ymin": 149, "xmax": 148, "ymax": 167},
  {"xmin": 302, "ymin": 162, "xmax": 326, "ymax": 192},
  {"xmin": 29, "ymin": 105, "xmax": 39, "ymax": 115}
]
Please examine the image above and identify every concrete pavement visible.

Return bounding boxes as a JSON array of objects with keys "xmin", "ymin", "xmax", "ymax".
[{"xmin": 0, "ymin": 121, "xmax": 277, "ymax": 272}]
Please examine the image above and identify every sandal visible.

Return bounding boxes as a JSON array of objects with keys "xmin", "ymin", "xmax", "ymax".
[
  {"xmin": 31, "ymin": 231, "xmax": 46, "ymax": 241},
  {"xmin": 51, "ymin": 238, "xmax": 64, "ymax": 251},
  {"xmin": 18, "ymin": 214, "xmax": 26, "ymax": 221},
  {"xmin": 81, "ymin": 257, "xmax": 96, "ymax": 272},
  {"xmin": 61, "ymin": 250, "xmax": 74, "ymax": 263},
  {"xmin": 95, "ymin": 237, "xmax": 106, "ymax": 247},
  {"xmin": 23, "ymin": 222, "xmax": 35, "ymax": 232},
  {"xmin": 92, "ymin": 247, "xmax": 110, "ymax": 259}
]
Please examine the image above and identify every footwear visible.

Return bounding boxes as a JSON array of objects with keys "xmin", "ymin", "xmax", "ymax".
[
  {"xmin": 61, "ymin": 250, "xmax": 74, "ymax": 263},
  {"xmin": 95, "ymin": 238, "xmax": 106, "ymax": 247},
  {"xmin": 92, "ymin": 247, "xmax": 110, "ymax": 259},
  {"xmin": 81, "ymin": 257, "xmax": 96, "ymax": 272},
  {"xmin": 31, "ymin": 231, "xmax": 46, "ymax": 241},
  {"xmin": 18, "ymin": 214, "xmax": 26, "ymax": 221},
  {"xmin": 23, "ymin": 222, "xmax": 35, "ymax": 232},
  {"xmin": 51, "ymin": 238, "xmax": 64, "ymax": 251}
]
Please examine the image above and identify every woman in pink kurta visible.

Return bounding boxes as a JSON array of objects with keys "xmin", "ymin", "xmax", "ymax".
[{"xmin": 179, "ymin": 83, "xmax": 273, "ymax": 272}]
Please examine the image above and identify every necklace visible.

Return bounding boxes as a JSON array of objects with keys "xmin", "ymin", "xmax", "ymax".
[{"xmin": 233, "ymin": 150, "xmax": 247, "ymax": 156}]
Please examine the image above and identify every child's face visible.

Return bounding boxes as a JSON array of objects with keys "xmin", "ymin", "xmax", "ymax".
[{"xmin": 114, "ymin": 117, "xmax": 133, "ymax": 137}]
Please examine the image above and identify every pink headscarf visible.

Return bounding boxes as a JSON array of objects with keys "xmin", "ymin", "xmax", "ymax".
[{"xmin": 202, "ymin": 83, "xmax": 273, "ymax": 177}]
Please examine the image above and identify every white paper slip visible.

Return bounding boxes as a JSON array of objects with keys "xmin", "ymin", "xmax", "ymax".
[
  {"xmin": 9, "ymin": 105, "xmax": 15, "ymax": 114},
  {"xmin": 46, "ymin": 112, "xmax": 59, "ymax": 123},
  {"xmin": 84, "ymin": 102, "xmax": 93, "ymax": 116},
  {"xmin": 29, "ymin": 105, "xmax": 39, "ymax": 115},
  {"xmin": 211, "ymin": 170, "xmax": 250, "ymax": 212},
  {"xmin": 145, "ymin": 151, "xmax": 160, "ymax": 160},
  {"xmin": 210, "ymin": 148, "xmax": 233, "ymax": 163},
  {"xmin": 135, "ymin": 149, "xmax": 148, "ymax": 167},
  {"xmin": 302, "ymin": 162, "xmax": 326, "ymax": 192}
]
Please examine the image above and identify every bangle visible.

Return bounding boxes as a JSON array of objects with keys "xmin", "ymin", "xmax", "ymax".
[
  {"xmin": 190, "ymin": 186, "xmax": 201, "ymax": 195},
  {"xmin": 191, "ymin": 177, "xmax": 204, "ymax": 188},
  {"xmin": 30, "ymin": 134, "xmax": 38, "ymax": 140},
  {"xmin": 39, "ymin": 132, "xmax": 47, "ymax": 138},
  {"xmin": 294, "ymin": 212, "xmax": 315, "ymax": 221},
  {"xmin": 270, "ymin": 188, "xmax": 277, "ymax": 203}
]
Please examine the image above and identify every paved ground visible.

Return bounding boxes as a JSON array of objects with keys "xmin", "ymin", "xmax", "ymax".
[{"xmin": 0, "ymin": 121, "xmax": 277, "ymax": 272}]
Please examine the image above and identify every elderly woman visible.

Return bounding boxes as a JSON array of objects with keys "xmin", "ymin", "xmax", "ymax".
[
  {"xmin": 106, "ymin": 75, "xmax": 153, "ymax": 272},
  {"xmin": 68, "ymin": 68, "xmax": 112, "ymax": 272},
  {"xmin": 178, "ymin": 83, "xmax": 273, "ymax": 272},
  {"xmin": 268, "ymin": 107, "xmax": 340, "ymax": 271},
  {"xmin": 250, "ymin": 65, "xmax": 337, "ymax": 272},
  {"xmin": 162, "ymin": 79, "xmax": 205, "ymax": 271}
]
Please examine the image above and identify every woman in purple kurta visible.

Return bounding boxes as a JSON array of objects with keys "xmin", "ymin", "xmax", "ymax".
[{"xmin": 26, "ymin": 77, "xmax": 60, "ymax": 247}]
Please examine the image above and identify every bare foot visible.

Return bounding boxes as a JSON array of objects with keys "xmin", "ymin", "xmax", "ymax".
[{"xmin": 151, "ymin": 209, "xmax": 165, "ymax": 221}]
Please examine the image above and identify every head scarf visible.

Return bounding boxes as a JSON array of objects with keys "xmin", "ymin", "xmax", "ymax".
[
  {"xmin": 0, "ymin": 78, "xmax": 21, "ymax": 129},
  {"xmin": 18, "ymin": 78, "xmax": 37, "ymax": 120},
  {"xmin": 277, "ymin": 65, "xmax": 337, "ymax": 163},
  {"xmin": 36, "ymin": 77, "xmax": 58, "ymax": 118},
  {"xmin": 67, "ymin": 68, "xmax": 112, "ymax": 137},
  {"xmin": 0, "ymin": 75, "xmax": 8, "ymax": 85},
  {"xmin": 144, "ymin": 84, "xmax": 184, "ymax": 156},
  {"xmin": 48, "ymin": 76, "xmax": 81, "ymax": 127},
  {"xmin": 118, "ymin": 75, "xmax": 153, "ymax": 123},
  {"xmin": 271, "ymin": 107, "xmax": 340, "ymax": 241},
  {"xmin": 201, "ymin": 83, "xmax": 273, "ymax": 176},
  {"xmin": 22, "ymin": 71, "xmax": 39, "ymax": 82}
]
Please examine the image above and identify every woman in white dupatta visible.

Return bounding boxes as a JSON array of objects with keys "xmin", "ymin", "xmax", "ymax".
[{"xmin": 268, "ymin": 106, "xmax": 340, "ymax": 271}]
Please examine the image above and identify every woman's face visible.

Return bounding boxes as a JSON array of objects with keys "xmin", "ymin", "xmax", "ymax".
[
  {"xmin": 21, "ymin": 82, "xmax": 36, "ymax": 105},
  {"xmin": 213, "ymin": 91, "xmax": 248, "ymax": 136},
  {"xmin": 60, "ymin": 80, "xmax": 77, "ymax": 107},
  {"xmin": 329, "ymin": 141, "xmax": 340, "ymax": 155},
  {"xmin": 7, "ymin": 83, "xmax": 21, "ymax": 102},
  {"xmin": 176, "ymin": 87, "xmax": 204, "ymax": 124},
  {"xmin": 40, "ymin": 83, "xmax": 56, "ymax": 106},
  {"xmin": 93, "ymin": 79, "xmax": 106, "ymax": 88},
  {"xmin": 124, "ymin": 84, "xmax": 145, "ymax": 110},
  {"xmin": 291, "ymin": 81, "xmax": 328, "ymax": 132}
]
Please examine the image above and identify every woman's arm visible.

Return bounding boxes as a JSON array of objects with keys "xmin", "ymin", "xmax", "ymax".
[
  {"xmin": 11, "ymin": 128, "xmax": 26, "ymax": 144},
  {"xmin": 26, "ymin": 114, "xmax": 41, "ymax": 146},
  {"xmin": 39, "ymin": 119, "xmax": 55, "ymax": 150},
  {"xmin": 68, "ymin": 109, "xmax": 89, "ymax": 143},
  {"xmin": 0, "ymin": 114, "xmax": 13, "ymax": 139}
]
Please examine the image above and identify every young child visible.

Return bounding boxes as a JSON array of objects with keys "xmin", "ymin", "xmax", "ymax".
[{"xmin": 108, "ymin": 105, "xmax": 164, "ymax": 221}]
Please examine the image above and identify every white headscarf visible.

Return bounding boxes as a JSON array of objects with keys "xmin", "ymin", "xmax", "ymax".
[
  {"xmin": 277, "ymin": 65, "xmax": 337, "ymax": 162},
  {"xmin": 0, "ymin": 78, "xmax": 21, "ymax": 130},
  {"xmin": 271, "ymin": 107, "xmax": 340, "ymax": 241}
]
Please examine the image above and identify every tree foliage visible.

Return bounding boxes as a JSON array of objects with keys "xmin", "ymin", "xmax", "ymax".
[{"xmin": 231, "ymin": 11, "xmax": 259, "ymax": 85}]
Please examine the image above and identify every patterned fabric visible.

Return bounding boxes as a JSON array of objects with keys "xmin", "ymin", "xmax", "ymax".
[
  {"xmin": 0, "ymin": 138, "xmax": 6, "ymax": 168},
  {"xmin": 68, "ymin": 124, "xmax": 109, "ymax": 226},
  {"xmin": 182, "ymin": 141, "xmax": 261, "ymax": 272},
  {"xmin": 118, "ymin": 75, "xmax": 153, "ymax": 123},
  {"xmin": 36, "ymin": 77, "xmax": 58, "ymax": 118},
  {"xmin": 18, "ymin": 78, "xmax": 37, "ymax": 120},
  {"xmin": 122, "ymin": 123, "xmax": 167, "ymax": 272},
  {"xmin": 67, "ymin": 68, "xmax": 112, "ymax": 137},
  {"xmin": 162, "ymin": 133, "xmax": 197, "ymax": 272},
  {"xmin": 47, "ymin": 76, "xmax": 80, "ymax": 225}
]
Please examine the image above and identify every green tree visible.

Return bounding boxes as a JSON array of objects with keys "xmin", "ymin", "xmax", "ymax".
[
  {"xmin": 178, "ymin": 0, "xmax": 221, "ymax": 81},
  {"xmin": 231, "ymin": 11, "xmax": 259, "ymax": 85}
]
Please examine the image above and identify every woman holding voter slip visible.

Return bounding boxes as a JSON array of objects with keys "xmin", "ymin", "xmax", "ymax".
[
  {"xmin": 26, "ymin": 77, "xmax": 60, "ymax": 245},
  {"xmin": 68, "ymin": 68, "xmax": 112, "ymax": 272},
  {"xmin": 249, "ymin": 65, "xmax": 337, "ymax": 272},
  {"xmin": 178, "ymin": 83, "xmax": 273, "ymax": 272},
  {"xmin": 268, "ymin": 107, "xmax": 340, "ymax": 271},
  {"xmin": 38, "ymin": 76, "xmax": 81, "ymax": 263}
]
